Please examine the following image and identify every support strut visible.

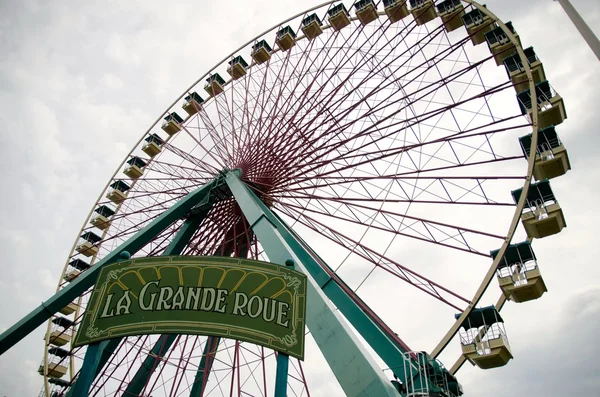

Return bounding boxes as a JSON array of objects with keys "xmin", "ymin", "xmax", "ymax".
[
  {"xmin": 0, "ymin": 172, "xmax": 235, "ymax": 356},
  {"xmin": 225, "ymin": 171, "xmax": 398, "ymax": 397}
]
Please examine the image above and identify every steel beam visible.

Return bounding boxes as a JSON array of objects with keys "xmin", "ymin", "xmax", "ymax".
[
  {"xmin": 225, "ymin": 171, "xmax": 398, "ymax": 397},
  {"xmin": 0, "ymin": 172, "xmax": 234, "ymax": 356},
  {"xmin": 555, "ymin": 0, "xmax": 600, "ymax": 61},
  {"xmin": 274, "ymin": 353, "xmax": 290, "ymax": 397},
  {"xmin": 189, "ymin": 336, "xmax": 220, "ymax": 397},
  {"xmin": 227, "ymin": 172, "xmax": 412, "ymax": 381}
]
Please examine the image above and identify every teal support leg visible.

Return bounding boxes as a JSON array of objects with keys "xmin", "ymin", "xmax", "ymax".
[
  {"xmin": 274, "ymin": 353, "xmax": 289, "ymax": 397},
  {"xmin": 189, "ymin": 336, "xmax": 220, "ymax": 396},
  {"xmin": 0, "ymin": 172, "xmax": 234, "ymax": 355},
  {"xmin": 70, "ymin": 343, "xmax": 102, "ymax": 397},
  {"xmin": 225, "ymin": 171, "xmax": 398, "ymax": 397}
]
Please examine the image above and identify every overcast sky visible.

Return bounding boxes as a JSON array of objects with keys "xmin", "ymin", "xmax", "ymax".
[{"xmin": 0, "ymin": 0, "xmax": 599, "ymax": 396}]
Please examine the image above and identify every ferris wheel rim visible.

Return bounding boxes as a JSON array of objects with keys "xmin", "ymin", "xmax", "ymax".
[{"xmin": 41, "ymin": 0, "xmax": 544, "ymax": 394}]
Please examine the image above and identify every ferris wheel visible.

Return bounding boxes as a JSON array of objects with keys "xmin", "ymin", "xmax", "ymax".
[{"xmin": 0, "ymin": 0, "xmax": 572, "ymax": 396}]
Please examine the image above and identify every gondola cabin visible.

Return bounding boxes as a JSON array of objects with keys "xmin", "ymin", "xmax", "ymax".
[
  {"xmin": 409, "ymin": 0, "xmax": 437, "ymax": 26},
  {"xmin": 517, "ymin": 80, "xmax": 567, "ymax": 130},
  {"xmin": 462, "ymin": 7, "xmax": 496, "ymax": 46},
  {"xmin": 204, "ymin": 73, "xmax": 226, "ymax": 97},
  {"xmin": 47, "ymin": 317, "xmax": 74, "ymax": 346},
  {"xmin": 404, "ymin": 351, "xmax": 464, "ymax": 396},
  {"xmin": 182, "ymin": 92, "xmax": 204, "ymax": 116},
  {"xmin": 276, "ymin": 26, "xmax": 296, "ymax": 51},
  {"xmin": 384, "ymin": 0, "xmax": 410, "ymax": 23},
  {"xmin": 90, "ymin": 205, "xmax": 115, "ymax": 231},
  {"xmin": 485, "ymin": 22, "xmax": 520, "ymax": 66},
  {"xmin": 328, "ymin": 3, "xmax": 351, "ymax": 31},
  {"xmin": 354, "ymin": 0, "xmax": 379, "ymax": 26},
  {"xmin": 124, "ymin": 156, "xmax": 147, "ymax": 179},
  {"xmin": 39, "ymin": 347, "xmax": 69, "ymax": 378},
  {"xmin": 492, "ymin": 242, "xmax": 547, "ymax": 303},
  {"xmin": 63, "ymin": 258, "xmax": 90, "ymax": 283},
  {"xmin": 503, "ymin": 47, "xmax": 546, "ymax": 93},
  {"xmin": 519, "ymin": 126, "xmax": 571, "ymax": 181},
  {"xmin": 63, "ymin": 269, "xmax": 79, "ymax": 282},
  {"xmin": 48, "ymin": 379, "xmax": 71, "ymax": 396},
  {"xmin": 512, "ymin": 180, "xmax": 566, "ymax": 239},
  {"xmin": 456, "ymin": 306, "xmax": 513, "ymax": 369},
  {"xmin": 301, "ymin": 13, "xmax": 323, "ymax": 40},
  {"xmin": 58, "ymin": 302, "xmax": 77, "ymax": 316},
  {"xmin": 251, "ymin": 40, "xmax": 272, "ymax": 64},
  {"xmin": 142, "ymin": 133, "xmax": 164, "ymax": 158},
  {"xmin": 106, "ymin": 180, "xmax": 131, "ymax": 204},
  {"xmin": 76, "ymin": 231, "xmax": 102, "ymax": 257},
  {"xmin": 436, "ymin": 0, "xmax": 465, "ymax": 33},
  {"xmin": 161, "ymin": 112, "xmax": 184, "ymax": 136},
  {"xmin": 48, "ymin": 329, "xmax": 70, "ymax": 347},
  {"xmin": 227, "ymin": 56, "xmax": 249, "ymax": 80}
]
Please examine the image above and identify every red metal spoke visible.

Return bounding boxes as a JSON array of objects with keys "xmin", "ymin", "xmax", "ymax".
[{"xmin": 279, "ymin": 203, "xmax": 469, "ymax": 310}]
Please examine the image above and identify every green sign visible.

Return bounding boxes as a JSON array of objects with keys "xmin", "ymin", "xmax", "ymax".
[{"xmin": 74, "ymin": 256, "xmax": 307, "ymax": 360}]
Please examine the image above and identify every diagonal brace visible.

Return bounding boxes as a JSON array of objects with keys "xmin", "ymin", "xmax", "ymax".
[
  {"xmin": 226, "ymin": 171, "xmax": 398, "ymax": 397},
  {"xmin": 0, "ymin": 171, "xmax": 236, "ymax": 356}
]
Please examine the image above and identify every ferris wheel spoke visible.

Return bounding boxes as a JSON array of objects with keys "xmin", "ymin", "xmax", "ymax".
[
  {"xmin": 290, "ymin": 75, "xmax": 511, "ymax": 177},
  {"xmin": 256, "ymin": 25, "xmax": 387, "ymax": 147},
  {"xmin": 176, "ymin": 116, "xmax": 229, "ymax": 172},
  {"xmin": 89, "ymin": 335, "xmax": 149, "ymax": 395},
  {"xmin": 143, "ymin": 156, "xmax": 214, "ymax": 180},
  {"xmin": 284, "ymin": 24, "xmax": 461, "ymax": 156},
  {"xmin": 162, "ymin": 137, "xmax": 221, "ymax": 175},
  {"xmin": 278, "ymin": 204, "xmax": 469, "ymax": 310},
  {"xmin": 245, "ymin": 20, "xmax": 413, "ymax": 173},
  {"xmin": 280, "ymin": 195, "xmax": 504, "ymax": 243},
  {"xmin": 288, "ymin": 114, "xmax": 526, "ymax": 176},
  {"xmin": 283, "ymin": 89, "xmax": 515, "ymax": 187},
  {"xmin": 276, "ymin": 188, "xmax": 514, "ymax": 206},
  {"xmin": 283, "ymin": 174, "xmax": 525, "ymax": 195},
  {"xmin": 277, "ymin": 198, "xmax": 493, "ymax": 258}
]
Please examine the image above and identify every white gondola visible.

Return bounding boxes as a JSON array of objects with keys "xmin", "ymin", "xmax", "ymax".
[
  {"xmin": 517, "ymin": 81, "xmax": 567, "ymax": 130},
  {"xmin": 437, "ymin": 0, "xmax": 465, "ymax": 32},
  {"xmin": 485, "ymin": 22, "xmax": 521, "ymax": 66},
  {"xmin": 161, "ymin": 112, "xmax": 184, "ymax": 135},
  {"xmin": 457, "ymin": 306, "xmax": 513, "ymax": 369},
  {"xmin": 204, "ymin": 74, "xmax": 226, "ymax": 97},
  {"xmin": 106, "ymin": 180, "xmax": 130, "ymax": 204},
  {"xmin": 512, "ymin": 180, "xmax": 566, "ymax": 239},
  {"xmin": 503, "ymin": 47, "xmax": 547, "ymax": 94},
  {"xmin": 492, "ymin": 242, "xmax": 547, "ymax": 303},
  {"xmin": 182, "ymin": 92, "xmax": 204, "ymax": 115},
  {"xmin": 519, "ymin": 126, "xmax": 571, "ymax": 181},
  {"xmin": 409, "ymin": 0, "xmax": 437, "ymax": 26},
  {"xmin": 123, "ymin": 156, "xmax": 146, "ymax": 179},
  {"xmin": 301, "ymin": 14, "xmax": 323, "ymax": 40},
  {"xmin": 384, "ymin": 0, "xmax": 409, "ymax": 23},
  {"xmin": 251, "ymin": 40, "xmax": 272, "ymax": 64},
  {"xmin": 462, "ymin": 7, "xmax": 495, "ymax": 46},
  {"xmin": 142, "ymin": 133, "xmax": 164, "ymax": 158},
  {"xmin": 327, "ymin": 3, "xmax": 351, "ymax": 31},
  {"xmin": 354, "ymin": 0, "xmax": 379, "ymax": 26},
  {"xmin": 226, "ymin": 56, "xmax": 248, "ymax": 80},
  {"xmin": 276, "ymin": 26, "xmax": 296, "ymax": 51}
]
